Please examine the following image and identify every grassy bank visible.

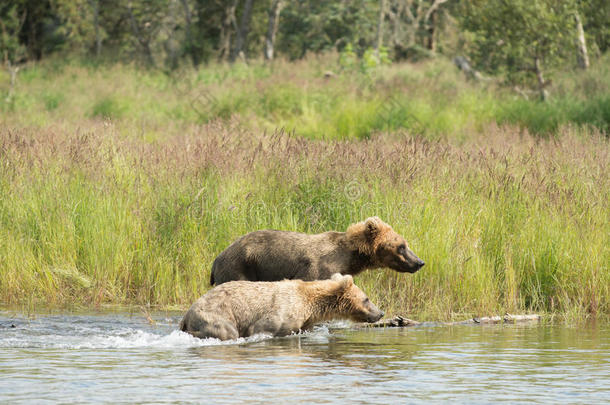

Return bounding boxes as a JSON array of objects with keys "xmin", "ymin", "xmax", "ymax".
[
  {"xmin": 0, "ymin": 56, "xmax": 608, "ymax": 320},
  {"xmin": 0, "ymin": 120, "xmax": 607, "ymax": 320}
]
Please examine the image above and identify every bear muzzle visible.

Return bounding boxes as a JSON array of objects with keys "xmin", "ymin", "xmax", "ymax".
[
  {"xmin": 368, "ymin": 310, "xmax": 384, "ymax": 323},
  {"xmin": 365, "ymin": 304, "xmax": 384, "ymax": 323},
  {"xmin": 403, "ymin": 251, "xmax": 425, "ymax": 273}
]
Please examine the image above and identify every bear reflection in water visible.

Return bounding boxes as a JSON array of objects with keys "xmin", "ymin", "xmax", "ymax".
[{"xmin": 179, "ymin": 274, "xmax": 383, "ymax": 340}]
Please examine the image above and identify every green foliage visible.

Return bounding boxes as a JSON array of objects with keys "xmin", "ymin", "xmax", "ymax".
[
  {"xmin": 340, "ymin": 44, "xmax": 392, "ymax": 75},
  {"xmin": 90, "ymin": 96, "xmax": 128, "ymax": 119},
  {"xmin": 496, "ymin": 96, "xmax": 610, "ymax": 135},
  {"xmin": 0, "ymin": 3, "xmax": 27, "ymax": 63},
  {"xmin": 42, "ymin": 92, "xmax": 63, "ymax": 111},
  {"xmin": 1, "ymin": 0, "xmax": 608, "ymax": 90},
  {"xmin": 339, "ymin": 43, "xmax": 358, "ymax": 71},
  {"xmin": 278, "ymin": 1, "xmax": 378, "ymax": 60},
  {"xmin": 459, "ymin": 0, "xmax": 577, "ymax": 90},
  {"xmin": 580, "ymin": 0, "xmax": 610, "ymax": 54}
]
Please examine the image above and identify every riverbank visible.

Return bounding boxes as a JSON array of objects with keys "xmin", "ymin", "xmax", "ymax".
[{"xmin": 0, "ymin": 118, "xmax": 607, "ymax": 319}]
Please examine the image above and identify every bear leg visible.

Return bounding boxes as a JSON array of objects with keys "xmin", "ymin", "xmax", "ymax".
[{"xmin": 190, "ymin": 320, "xmax": 239, "ymax": 341}]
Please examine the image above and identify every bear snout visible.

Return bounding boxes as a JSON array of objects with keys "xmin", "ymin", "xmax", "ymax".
[
  {"xmin": 365, "ymin": 301, "xmax": 384, "ymax": 323},
  {"xmin": 404, "ymin": 252, "xmax": 425, "ymax": 273},
  {"xmin": 368, "ymin": 309, "xmax": 384, "ymax": 323}
]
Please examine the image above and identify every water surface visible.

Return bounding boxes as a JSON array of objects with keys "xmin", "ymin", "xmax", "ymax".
[{"xmin": 1, "ymin": 310, "xmax": 608, "ymax": 403}]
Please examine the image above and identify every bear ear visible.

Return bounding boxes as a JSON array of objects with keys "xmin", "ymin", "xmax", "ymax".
[
  {"xmin": 331, "ymin": 273, "xmax": 353, "ymax": 290},
  {"xmin": 364, "ymin": 217, "xmax": 382, "ymax": 241},
  {"xmin": 341, "ymin": 274, "xmax": 354, "ymax": 288}
]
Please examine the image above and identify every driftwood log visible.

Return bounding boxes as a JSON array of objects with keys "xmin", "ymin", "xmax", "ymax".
[{"xmin": 360, "ymin": 313, "xmax": 541, "ymax": 328}]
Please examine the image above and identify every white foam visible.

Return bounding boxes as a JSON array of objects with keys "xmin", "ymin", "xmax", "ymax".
[
  {"xmin": 0, "ymin": 328, "xmax": 278, "ymax": 350},
  {"xmin": 72, "ymin": 329, "xmax": 279, "ymax": 349}
]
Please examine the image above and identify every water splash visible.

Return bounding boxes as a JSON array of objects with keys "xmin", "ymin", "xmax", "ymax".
[{"xmin": 0, "ymin": 312, "xmax": 341, "ymax": 350}]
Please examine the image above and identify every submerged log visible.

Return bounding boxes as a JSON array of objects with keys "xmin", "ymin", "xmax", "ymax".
[{"xmin": 360, "ymin": 313, "xmax": 540, "ymax": 328}]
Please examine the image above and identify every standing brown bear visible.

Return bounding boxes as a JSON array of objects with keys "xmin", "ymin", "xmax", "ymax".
[
  {"xmin": 180, "ymin": 273, "xmax": 384, "ymax": 340},
  {"xmin": 210, "ymin": 217, "xmax": 424, "ymax": 285}
]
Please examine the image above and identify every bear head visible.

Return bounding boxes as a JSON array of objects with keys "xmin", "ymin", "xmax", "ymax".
[
  {"xmin": 331, "ymin": 273, "xmax": 384, "ymax": 323},
  {"xmin": 346, "ymin": 217, "xmax": 425, "ymax": 273}
]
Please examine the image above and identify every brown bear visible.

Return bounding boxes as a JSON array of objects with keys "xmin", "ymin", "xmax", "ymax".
[
  {"xmin": 210, "ymin": 216, "xmax": 424, "ymax": 285},
  {"xmin": 180, "ymin": 273, "xmax": 384, "ymax": 340}
]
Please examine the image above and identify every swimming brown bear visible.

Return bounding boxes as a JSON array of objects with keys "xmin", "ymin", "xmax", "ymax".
[
  {"xmin": 210, "ymin": 217, "xmax": 424, "ymax": 285},
  {"xmin": 179, "ymin": 273, "xmax": 384, "ymax": 340}
]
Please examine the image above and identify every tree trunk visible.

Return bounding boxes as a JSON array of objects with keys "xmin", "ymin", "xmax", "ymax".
[
  {"xmin": 219, "ymin": 0, "xmax": 239, "ymax": 61},
  {"xmin": 534, "ymin": 56, "xmax": 549, "ymax": 102},
  {"xmin": 375, "ymin": 0, "xmax": 386, "ymax": 58},
  {"xmin": 425, "ymin": 9, "xmax": 436, "ymax": 51},
  {"xmin": 181, "ymin": 0, "xmax": 199, "ymax": 66},
  {"xmin": 231, "ymin": 0, "xmax": 254, "ymax": 62},
  {"xmin": 423, "ymin": 0, "xmax": 450, "ymax": 51},
  {"xmin": 165, "ymin": 0, "xmax": 179, "ymax": 70},
  {"xmin": 4, "ymin": 62, "xmax": 19, "ymax": 103},
  {"xmin": 402, "ymin": 0, "xmax": 418, "ymax": 47},
  {"xmin": 127, "ymin": 4, "xmax": 155, "ymax": 67},
  {"xmin": 90, "ymin": 0, "xmax": 102, "ymax": 57},
  {"xmin": 574, "ymin": 11, "xmax": 589, "ymax": 70},
  {"xmin": 264, "ymin": 0, "xmax": 283, "ymax": 60}
]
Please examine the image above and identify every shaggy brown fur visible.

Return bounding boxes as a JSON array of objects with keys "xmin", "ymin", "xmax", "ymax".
[
  {"xmin": 179, "ymin": 274, "xmax": 383, "ymax": 340},
  {"xmin": 210, "ymin": 217, "xmax": 424, "ymax": 285}
]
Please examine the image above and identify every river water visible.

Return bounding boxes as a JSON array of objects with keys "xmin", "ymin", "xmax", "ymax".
[{"xmin": 0, "ymin": 310, "xmax": 608, "ymax": 404}]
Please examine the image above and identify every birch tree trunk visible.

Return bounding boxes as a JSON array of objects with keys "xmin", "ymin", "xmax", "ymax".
[
  {"xmin": 574, "ymin": 11, "xmax": 589, "ymax": 70},
  {"xmin": 264, "ymin": 0, "xmax": 283, "ymax": 60},
  {"xmin": 534, "ymin": 56, "xmax": 549, "ymax": 102}
]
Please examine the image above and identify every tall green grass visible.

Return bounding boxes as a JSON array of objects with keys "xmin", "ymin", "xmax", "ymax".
[
  {"xmin": 0, "ymin": 122, "xmax": 607, "ymax": 320},
  {"xmin": 1, "ymin": 54, "xmax": 608, "ymax": 139}
]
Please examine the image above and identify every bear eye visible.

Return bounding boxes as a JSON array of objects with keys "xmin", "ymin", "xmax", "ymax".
[
  {"xmin": 398, "ymin": 245, "xmax": 406, "ymax": 254},
  {"xmin": 363, "ymin": 298, "xmax": 370, "ymax": 305}
]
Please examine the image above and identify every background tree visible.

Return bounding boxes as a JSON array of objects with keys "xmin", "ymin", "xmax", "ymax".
[
  {"xmin": 0, "ymin": 0, "xmax": 607, "ymax": 77},
  {"xmin": 580, "ymin": 0, "xmax": 610, "ymax": 55},
  {"xmin": 230, "ymin": 0, "xmax": 254, "ymax": 62},
  {"xmin": 0, "ymin": 2, "xmax": 27, "ymax": 102},
  {"xmin": 384, "ymin": 0, "xmax": 452, "ymax": 60},
  {"xmin": 264, "ymin": 0, "xmax": 283, "ymax": 60},
  {"xmin": 574, "ymin": 7, "xmax": 589, "ymax": 69},
  {"xmin": 460, "ymin": 0, "xmax": 577, "ymax": 101}
]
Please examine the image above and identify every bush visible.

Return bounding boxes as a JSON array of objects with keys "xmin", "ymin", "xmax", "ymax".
[{"xmin": 90, "ymin": 96, "xmax": 128, "ymax": 119}]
